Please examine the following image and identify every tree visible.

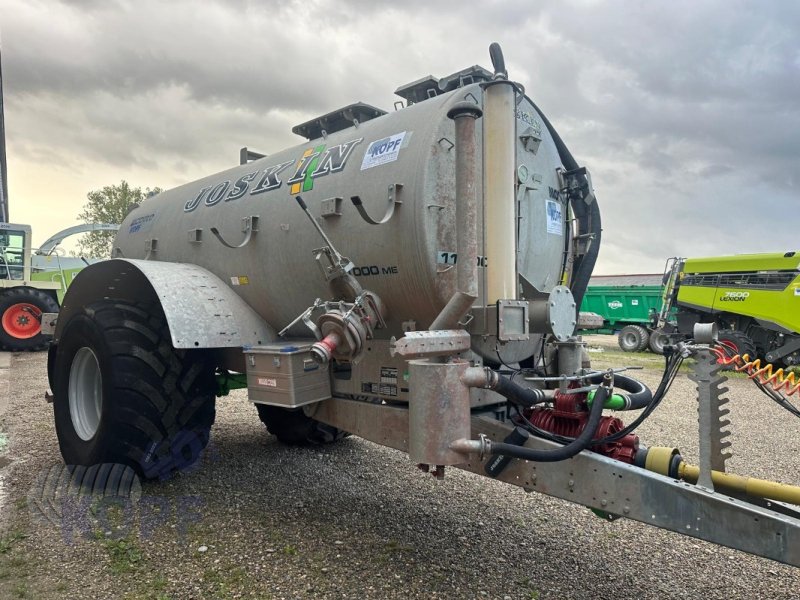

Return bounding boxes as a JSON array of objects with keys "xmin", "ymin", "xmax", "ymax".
[{"xmin": 77, "ymin": 180, "xmax": 162, "ymax": 257}]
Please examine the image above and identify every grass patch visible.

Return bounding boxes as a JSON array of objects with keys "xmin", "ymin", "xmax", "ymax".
[
  {"xmin": 150, "ymin": 574, "xmax": 167, "ymax": 592},
  {"xmin": 384, "ymin": 539, "xmax": 413, "ymax": 553},
  {"xmin": 202, "ymin": 565, "xmax": 250, "ymax": 599},
  {"xmin": 120, "ymin": 574, "xmax": 173, "ymax": 600},
  {"xmin": 0, "ymin": 532, "xmax": 28, "ymax": 554},
  {"xmin": 516, "ymin": 576, "xmax": 541, "ymax": 600},
  {"xmin": 103, "ymin": 538, "xmax": 144, "ymax": 574},
  {"xmin": 12, "ymin": 581, "xmax": 27, "ymax": 598},
  {"xmin": 0, "ymin": 554, "xmax": 30, "ymax": 578},
  {"xmin": 373, "ymin": 539, "xmax": 414, "ymax": 565},
  {"xmin": 280, "ymin": 544, "xmax": 298, "ymax": 556}
]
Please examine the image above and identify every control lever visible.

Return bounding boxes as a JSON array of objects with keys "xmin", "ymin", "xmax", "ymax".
[{"xmin": 295, "ymin": 196, "xmax": 355, "ymax": 279}]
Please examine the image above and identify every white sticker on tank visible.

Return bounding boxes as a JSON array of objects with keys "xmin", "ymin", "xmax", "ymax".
[
  {"xmin": 361, "ymin": 131, "xmax": 407, "ymax": 170},
  {"xmin": 258, "ymin": 377, "xmax": 277, "ymax": 387},
  {"xmin": 545, "ymin": 200, "xmax": 563, "ymax": 235}
]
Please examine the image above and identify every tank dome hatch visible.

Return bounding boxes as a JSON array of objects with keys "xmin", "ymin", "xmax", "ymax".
[{"xmin": 292, "ymin": 102, "xmax": 387, "ymax": 141}]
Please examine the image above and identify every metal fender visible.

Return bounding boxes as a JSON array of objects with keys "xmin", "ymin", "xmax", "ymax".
[{"xmin": 54, "ymin": 259, "xmax": 276, "ymax": 349}]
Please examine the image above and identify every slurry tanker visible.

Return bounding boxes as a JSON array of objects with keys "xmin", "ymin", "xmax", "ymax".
[{"xmin": 46, "ymin": 45, "xmax": 800, "ymax": 567}]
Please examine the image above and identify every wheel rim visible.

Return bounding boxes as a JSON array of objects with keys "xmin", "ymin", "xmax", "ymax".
[
  {"xmin": 652, "ymin": 333, "xmax": 667, "ymax": 352},
  {"xmin": 1, "ymin": 302, "xmax": 42, "ymax": 339},
  {"xmin": 621, "ymin": 332, "xmax": 637, "ymax": 347},
  {"xmin": 68, "ymin": 347, "xmax": 103, "ymax": 441}
]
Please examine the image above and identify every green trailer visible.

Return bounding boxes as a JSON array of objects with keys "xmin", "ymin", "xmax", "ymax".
[
  {"xmin": 580, "ymin": 285, "xmax": 663, "ymax": 332},
  {"xmin": 578, "ymin": 276, "xmax": 674, "ymax": 353}
]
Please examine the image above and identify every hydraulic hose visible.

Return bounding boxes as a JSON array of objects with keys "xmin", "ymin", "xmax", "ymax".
[
  {"xmin": 489, "ymin": 385, "xmax": 609, "ymax": 462},
  {"xmin": 569, "ymin": 200, "xmax": 601, "ymax": 311},
  {"xmin": 585, "ymin": 372, "xmax": 652, "ymax": 410},
  {"xmin": 492, "ymin": 374, "xmax": 548, "ymax": 407}
]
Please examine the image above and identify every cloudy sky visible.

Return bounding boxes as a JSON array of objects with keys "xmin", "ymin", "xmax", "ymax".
[{"xmin": 0, "ymin": 0, "xmax": 797, "ymax": 273}]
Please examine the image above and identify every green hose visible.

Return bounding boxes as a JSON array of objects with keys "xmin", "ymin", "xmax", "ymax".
[{"xmin": 586, "ymin": 390, "xmax": 627, "ymax": 410}]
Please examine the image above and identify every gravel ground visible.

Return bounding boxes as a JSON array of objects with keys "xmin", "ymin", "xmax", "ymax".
[{"xmin": 0, "ymin": 343, "xmax": 798, "ymax": 599}]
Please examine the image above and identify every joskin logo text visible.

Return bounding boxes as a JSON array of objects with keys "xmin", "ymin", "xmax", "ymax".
[{"xmin": 184, "ymin": 138, "xmax": 363, "ymax": 212}]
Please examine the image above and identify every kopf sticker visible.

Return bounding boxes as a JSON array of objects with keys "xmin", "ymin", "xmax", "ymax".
[{"xmin": 361, "ymin": 132, "xmax": 407, "ymax": 171}]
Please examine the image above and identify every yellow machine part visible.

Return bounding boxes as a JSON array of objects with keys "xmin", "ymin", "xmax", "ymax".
[
  {"xmin": 644, "ymin": 446, "xmax": 800, "ymax": 506},
  {"xmin": 679, "ymin": 463, "xmax": 800, "ymax": 506}
]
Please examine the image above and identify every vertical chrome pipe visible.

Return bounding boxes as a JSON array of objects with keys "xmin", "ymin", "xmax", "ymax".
[
  {"xmin": 447, "ymin": 102, "xmax": 483, "ymax": 299},
  {"xmin": 483, "ymin": 79, "xmax": 517, "ymax": 303},
  {"xmin": 430, "ymin": 102, "xmax": 484, "ymax": 332}
]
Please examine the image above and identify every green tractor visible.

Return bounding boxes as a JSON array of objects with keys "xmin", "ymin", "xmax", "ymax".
[
  {"xmin": 0, "ymin": 222, "xmax": 118, "ymax": 351},
  {"xmin": 655, "ymin": 252, "xmax": 800, "ymax": 365}
]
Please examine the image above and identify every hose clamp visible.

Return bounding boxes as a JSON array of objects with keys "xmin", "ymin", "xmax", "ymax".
[
  {"xmin": 477, "ymin": 434, "xmax": 490, "ymax": 460},
  {"xmin": 602, "ymin": 369, "xmax": 615, "ymax": 393}
]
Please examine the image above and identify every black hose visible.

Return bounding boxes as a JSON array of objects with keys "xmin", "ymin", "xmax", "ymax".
[
  {"xmin": 511, "ymin": 353, "xmax": 683, "ymax": 447},
  {"xmin": 490, "ymin": 386, "xmax": 609, "ymax": 462},
  {"xmin": 492, "ymin": 374, "xmax": 548, "ymax": 407},
  {"xmin": 523, "ymin": 94, "xmax": 601, "ymax": 310},
  {"xmin": 585, "ymin": 372, "xmax": 652, "ymax": 410},
  {"xmin": 488, "ymin": 42, "xmax": 507, "ymax": 78},
  {"xmin": 592, "ymin": 352, "xmax": 683, "ymax": 444},
  {"xmin": 569, "ymin": 200, "xmax": 601, "ymax": 311}
]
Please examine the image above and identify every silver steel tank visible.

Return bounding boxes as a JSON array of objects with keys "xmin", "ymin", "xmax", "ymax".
[{"xmin": 115, "ymin": 79, "xmax": 570, "ymax": 362}]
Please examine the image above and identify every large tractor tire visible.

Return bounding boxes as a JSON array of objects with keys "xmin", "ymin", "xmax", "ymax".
[
  {"xmin": 618, "ymin": 325, "xmax": 649, "ymax": 353},
  {"xmin": 716, "ymin": 330, "xmax": 757, "ymax": 370},
  {"xmin": 256, "ymin": 404, "xmax": 348, "ymax": 445},
  {"xmin": 0, "ymin": 287, "xmax": 59, "ymax": 351},
  {"xmin": 52, "ymin": 300, "xmax": 216, "ymax": 480}
]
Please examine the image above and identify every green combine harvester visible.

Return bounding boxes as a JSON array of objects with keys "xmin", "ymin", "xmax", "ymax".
[{"xmin": 655, "ymin": 252, "xmax": 800, "ymax": 365}]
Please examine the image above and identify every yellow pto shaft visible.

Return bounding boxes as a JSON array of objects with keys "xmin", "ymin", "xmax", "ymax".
[
  {"xmin": 644, "ymin": 446, "xmax": 800, "ymax": 506},
  {"xmin": 679, "ymin": 463, "xmax": 800, "ymax": 506}
]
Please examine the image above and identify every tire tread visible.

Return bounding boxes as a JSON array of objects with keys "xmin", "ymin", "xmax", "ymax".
[
  {"xmin": 53, "ymin": 300, "xmax": 215, "ymax": 479},
  {"xmin": 255, "ymin": 404, "xmax": 348, "ymax": 445}
]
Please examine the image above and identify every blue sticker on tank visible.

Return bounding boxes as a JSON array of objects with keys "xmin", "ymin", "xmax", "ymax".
[
  {"xmin": 361, "ymin": 132, "xmax": 407, "ymax": 171},
  {"xmin": 128, "ymin": 212, "xmax": 157, "ymax": 234}
]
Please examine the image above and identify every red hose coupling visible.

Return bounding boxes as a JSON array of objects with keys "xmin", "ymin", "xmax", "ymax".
[{"xmin": 311, "ymin": 332, "xmax": 340, "ymax": 364}]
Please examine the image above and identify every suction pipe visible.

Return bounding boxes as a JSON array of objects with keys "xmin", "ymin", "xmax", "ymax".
[{"xmin": 483, "ymin": 43, "xmax": 517, "ymax": 303}]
